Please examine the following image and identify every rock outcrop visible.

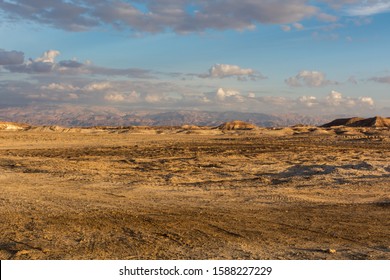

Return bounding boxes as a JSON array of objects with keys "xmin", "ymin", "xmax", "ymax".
[
  {"xmin": 322, "ymin": 116, "xmax": 390, "ymax": 128},
  {"xmin": 0, "ymin": 121, "xmax": 30, "ymax": 131},
  {"xmin": 217, "ymin": 120, "xmax": 257, "ymax": 130}
]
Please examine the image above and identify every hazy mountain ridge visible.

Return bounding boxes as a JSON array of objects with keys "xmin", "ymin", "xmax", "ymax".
[{"xmin": 0, "ymin": 105, "xmax": 339, "ymax": 127}]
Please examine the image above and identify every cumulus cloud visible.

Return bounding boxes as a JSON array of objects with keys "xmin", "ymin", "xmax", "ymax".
[
  {"xmin": 359, "ymin": 96, "xmax": 374, "ymax": 106},
  {"xmin": 0, "ymin": 0, "xmax": 320, "ymax": 33},
  {"xmin": 83, "ymin": 82, "xmax": 112, "ymax": 91},
  {"xmin": 326, "ymin": 90, "xmax": 374, "ymax": 108},
  {"xmin": 285, "ymin": 70, "xmax": 338, "ymax": 87},
  {"xmin": 36, "ymin": 50, "xmax": 60, "ymax": 63},
  {"xmin": 5, "ymin": 50, "xmax": 60, "ymax": 73},
  {"xmin": 0, "ymin": 49, "xmax": 24, "ymax": 65},
  {"xmin": 214, "ymin": 88, "xmax": 375, "ymax": 112},
  {"xmin": 298, "ymin": 96, "xmax": 318, "ymax": 107},
  {"xmin": 216, "ymin": 88, "xmax": 243, "ymax": 102},
  {"xmin": 200, "ymin": 64, "xmax": 265, "ymax": 81},
  {"xmin": 326, "ymin": 90, "xmax": 344, "ymax": 105}
]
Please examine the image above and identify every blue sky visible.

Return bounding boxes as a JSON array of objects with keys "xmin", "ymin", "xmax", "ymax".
[{"xmin": 0, "ymin": 0, "xmax": 389, "ymax": 116}]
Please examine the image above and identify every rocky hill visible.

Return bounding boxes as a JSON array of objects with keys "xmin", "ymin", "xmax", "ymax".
[
  {"xmin": 217, "ymin": 120, "xmax": 257, "ymax": 130},
  {"xmin": 322, "ymin": 116, "xmax": 390, "ymax": 128}
]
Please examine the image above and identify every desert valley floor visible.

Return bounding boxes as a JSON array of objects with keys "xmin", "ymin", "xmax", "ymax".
[{"xmin": 0, "ymin": 125, "xmax": 389, "ymax": 260}]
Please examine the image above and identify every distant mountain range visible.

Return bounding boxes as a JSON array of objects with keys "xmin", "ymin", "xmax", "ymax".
[{"xmin": 0, "ymin": 104, "xmax": 345, "ymax": 127}]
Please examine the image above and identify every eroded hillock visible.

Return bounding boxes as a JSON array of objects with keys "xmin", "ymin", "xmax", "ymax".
[
  {"xmin": 350, "ymin": 116, "xmax": 390, "ymax": 128},
  {"xmin": 217, "ymin": 120, "xmax": 257, "ymax": 130},
  {"xmin": 322, "ymin": 116, "xmax": 390, "ymax": 128},
  {"xmin": 0, "ymin": 121, "xmax": 30, "ymax": 131}
]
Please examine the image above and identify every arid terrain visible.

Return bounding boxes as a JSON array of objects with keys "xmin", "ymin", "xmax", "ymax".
[{"xmin": 0, "ymin": 121, "xmax": 389, "ymax": 260}]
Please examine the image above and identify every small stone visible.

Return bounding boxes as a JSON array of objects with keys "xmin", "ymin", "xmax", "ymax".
[
  {"xmin": 15, "ymin": 250, "xmax": 31, "ymax": 256},
  {"xmin": 328, "ymin": 248, "xmax": 337, "ymax": 254}
]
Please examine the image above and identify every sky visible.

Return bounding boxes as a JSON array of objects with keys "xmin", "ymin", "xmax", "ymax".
[{"xmin": 0, "ymin": 0, "xmax": 389, "ymax": 116}]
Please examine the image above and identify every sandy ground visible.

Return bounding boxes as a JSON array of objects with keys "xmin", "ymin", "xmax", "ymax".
[{"xmin": 0, "ymin": 128, "xmax": 389, "ymax": 260}]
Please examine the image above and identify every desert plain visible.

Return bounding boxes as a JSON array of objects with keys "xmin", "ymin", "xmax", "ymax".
[{"xmin": 0, "ymin": 122, "xmax": 389, "ymax": 260}]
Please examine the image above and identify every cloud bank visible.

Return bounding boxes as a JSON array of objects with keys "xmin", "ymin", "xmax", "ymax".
[
  {"xmin": 0, "ymin": 49, "xmax": 25, "ymax": 65},
  {"xmin": 0, "ymin": 47, "xmax": 380, "ymax": 115},
  {"xmin": 0, "ymin": 0, "xmax": 322, "ymax": 33},
  {"xmin": 1, "ymin": 49, "xmax": 153, "ymax": 78}
]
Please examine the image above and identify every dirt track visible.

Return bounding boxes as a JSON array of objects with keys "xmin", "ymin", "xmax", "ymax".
[{"xmin": 0, "ymin": 129, "xmax": 389, "ymax": 259}]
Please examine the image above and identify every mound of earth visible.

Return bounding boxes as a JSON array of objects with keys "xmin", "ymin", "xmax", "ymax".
[
  {"xmin": 181, "ymin": 124, "xmax": 201, "ymax": 130},
  {"xmin": 0, "ymin": 121, "xmax": 30, "ymax": 131},
  {"xmin": 28, "ymin": 125, "xmax": 69, "ymax": 132},
  {"xmin": 322, "ymin": 116, "xmax": 390, "ymax": 128},
  {"xmin": 351, "ymin": 116, "xmax": 390, "ymax": 128},
  {"xmin": 217, "ymin": 120, "xmax": 257, "ymax": 130},
  {"xmin": 321, "ymin": 117, "xmax": 364, "ymax": 127}
]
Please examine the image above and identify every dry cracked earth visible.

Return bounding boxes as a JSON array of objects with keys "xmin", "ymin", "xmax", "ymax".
[{"xmin": 0, "ymin": 127, "xmax": 389, "ymax": 260}]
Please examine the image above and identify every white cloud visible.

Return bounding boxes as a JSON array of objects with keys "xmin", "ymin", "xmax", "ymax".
[
  {"xmin": 210, "ymin": 64, "xmax": 252, "ymax": 78},
  {"xmin": 326, "ymin": 90, "xmax": 343, "ymax": 105},
  {"xmin": 347, "ymin": 1, "xmax": 390, "ymax": 16},
  {"xmin": 4, "ymin": 50, "xmax": 60, "ymax": 73},
  {"xmin": 326, "ymin": 90, "xmax": 374, "ymax": 108},
  {"xmin": 359, "ymin": 96, "xmax": 374, "ymax": 106},
  {"xmin": 298, "ymin": 96, "xmax": 318, "ymax": 107},
  {"xmin": 41, "ymin": 83, "xmax": 79, "ymax": 91},
  {"xmin": 216, "ymin": 88, "xmax": 242, "ymax": 101},
  {"xmin": 34, "ymin": 50, "xmax": 60, "ymax": 63},
  {"xmin": 84, "ymin": 82, "xmax": 112, "ymax": 91},
  {"xmin": 201, "ymin": 64, "xmax": 265, "ymax": 81},
  {"xmin": 285, "ymin": 70, "xmax": 337, "ymax": 87}
]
